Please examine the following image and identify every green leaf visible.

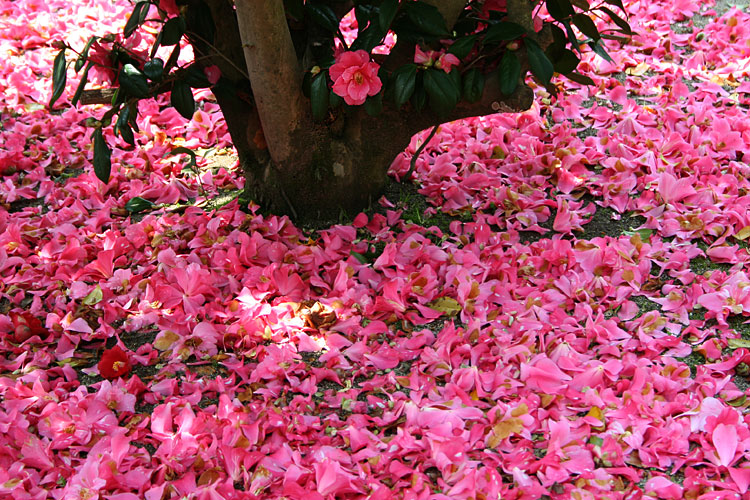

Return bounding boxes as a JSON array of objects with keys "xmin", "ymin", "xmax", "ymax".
[
  {"xmin": 143, "ymin": 58, "xmax": 164, "ymax": 81},
  {"xmin": 571, "ymin": 0, "xmax": 590, "ymax": 9},
  {"xmin": 602, "ymin": 0, "xmax": 626, "ymax": 12},
  {"xmin": 118, "ymin": 64, "xmax": 150, "ymax": 98},
  {"xmin": 284, "ymin": 0, "xmax": 304, "ymax": 21},
  {"xmin": 405, "ymin": 2, "xmax": 450, "ymax": 37},
  {"xmin": 462, "ymin": 68, "xmax": 484, "ymax": 103},
  {"xmin": 171, "ymin": 80, "xmax": 195, "ymax": 119},
  {"xmin": 363, "ymin": 92, "xmax": 383, "ymax": 116},
  {"xmin": 572, "ymin": 13, "xmax": 600, "ymax": 40},
  {"xmin": 160, "ymin": 16, "xmax": 186, "ymax": 46},
  {"xmin": 75, "ymin": 36, "xmax": 97, "ymax": 72},
  {"xmin": 561, "ymin": 20, "xmax": 581, "ymax": 52},
  {"xmin": 525, "ymin": 39, "xmax": 554, "ymax": 85},
  {"xmin": 448, "ymin": 35, "xmax": 476, "ymax": 60},
  {"xmin": 412, "ymin": 84, "xmax": 426, "ymax": 112},
  {"xmin": 115, "ymin": 107, "xmax": 136, "ymax": 146},
  {"xmin": 125, "ymin": 196, "xmax": 155, "ymax": 214},
  {"xmin": 546, "ymin": 0, "xmax": 575, "ymax": 21},
  {"xmin": 499, "ymin": 50, "xmax": 521, "ymax": 95},
  {"xmin": 550, "ymin": 48, "xmax": 580, "ymax": 74},
  {"xmin": 71, "ymin": 61, "xmax": 93, "ymax": 107},
  {"xmin": 350, "ymin": 251, "xmax": 369, "ymax": 265},
  {"xmin": 565, "ymin": 71, "xmax": 595, "ymax": 86},
  {"xmin": 423, "ymin": 68, "xmax": 460, "ymax": 117},
  {"xmin": 124, "ymin": 1, "xmax": 150, "ymax": 38},
  {"xmin": 329, "ymin": 89, "xmax": 343, "ymax": 108},
  {"xmin": 728, "ymin": 339, "xmax": 750, "ymax": 349},
  {"xmin": 92, "ymin": 128, "xmax": 112, "ymax": 183},
  {"xmin": 589, "ymin": 39, "xmax": 613, "ymax": 62},
  {"xmin": 352, "ymin": 23, "xmax": 386, "ymax": 52},
  {"xmin": 379, "ymin": 0, "xmax": 399, "ymax": 30},
  {"xmin": 49, "ymin": 49, "xmax": 67, "ymax": 109},
  {"xmin": 168, "ymin": 147, "xmax": 197, "ymax": 170},
  {"xmin": 307, "ymin": 3, "xmax": 340, "ymax": 32},
  {"xmin": 598, "ymin": 6, "xmax": 632, "ymax": 35},
  {"xmin": 183, "ymin": 63, "xmax": 211, "ymax": 88},
  {"xmin": 483, "ymin": 22, "xmax": 527, "ymax": 44},
  {"xmin": 391, "ymin": 64, "xmax": 417, "ymax": 108},
  {"xmin": 81, "ymin": 285, "xmax": 104, "ymax": 305},
  {"xmin": 310, "ymin": 71, "xmax": 329, "ymax": 121},
  {"xmin": 588, "ymin": 436, "xmax": 604, "ymax": 447}
]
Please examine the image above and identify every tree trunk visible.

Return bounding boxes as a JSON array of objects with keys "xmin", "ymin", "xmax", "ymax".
[{"xmin": 186, "ymin": 0, "xmax": 537, "ymax": 223}]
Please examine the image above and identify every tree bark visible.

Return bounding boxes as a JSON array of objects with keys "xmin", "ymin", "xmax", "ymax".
[
  {"xmin": 216, "ymin": 0, "xmax": 537, "ymax": 222},
  {"xmin": 234, "ymin": 1, "xmax": 306, "ymax": 166}
]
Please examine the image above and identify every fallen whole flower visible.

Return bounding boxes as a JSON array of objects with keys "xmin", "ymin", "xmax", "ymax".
[{"xmin": 98, "ymin": 345, "xmax": 132, "ymax": 379}]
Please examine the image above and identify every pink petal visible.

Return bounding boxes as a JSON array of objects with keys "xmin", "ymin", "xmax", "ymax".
[{"xmin": 713, "ymin": 422, "xmax": 738, "ymax": 466}]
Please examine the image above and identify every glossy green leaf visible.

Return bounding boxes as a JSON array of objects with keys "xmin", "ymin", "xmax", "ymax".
[
  {"xmin": 599, "ymin": 6, "xmax": 632, "ymax": 35},
  {"xmin": 570, "ymin": 0, "xmax": 590, "ymax": 9},
  {"xmin": 525, "ymin": 39, "xmax": 554, "ymax": 85},
  {"xmin": 572, "ymin": 13, "xmax": 600, "ymax": 40},
  {"xmin": 307, "ymin": 3, "xmax": 340, "ymax": 32},
  {"xmin": 124, "ymin": 1, "xmax": 150, "ymax": 38},
  {"xmin": 561, "ymin": 20, "xmax": 581, "ymax": 52},
  {"xmin": 379, "ymin": 0, "xmax": 399, "ymax": 30},
  {"xmin": 483, "ymin": 22, "xmax": 526, "ymax": 44},
  {"xmin": 92, "ymin": 128, "xmax": 112, "ymax": 183},
  {"xmin": 412, "ymin": 84, "xmax": 426, "ymax": 112},
  {"xmin": 283, "ymin": 0, "xmax": 304, "ymax": 20},
  {"xmin": 551, "ymin": 48, "xmax": 580, "ymax": 74},
  {"xmin": 363, "ymin": 92, "xmax": 383, "ymax": 116},
  {"xmin": 448, "ymin": 35, "xmax": 476, "ymax": 60},
  {"xmin": 50, "ymin": 49, "xmax": 67, "ymax": 108},
  {"xmin": 565, "ymin": 71, "xmax": 595, "ymax": 86},
  {"xmin": 71, "ymin": 61, "xmax": 93, "ymax": 107},
  {"xmin": 160, "ymin": 16, "xmax": 186, "ymax": 46},
  {"xmin": 115, "ymin": 107, "xmax": 136, "ymax": 146},
  {"xmin": 589, "ymin": 39, "xmax": 613, "ymax": 62},
  {"xmin": 423, "ymin": 68, "xmax": 460, "ymax": 117},
  {"xmin": 118, "ymin": 64, "xmax": 150, "ymax": 98},
  {"xmin": 350, "ymin": 251, "xmax": 369, "ymax": 265},
  {"xmin": 391, "ymin": 64, "xmax": 417, "ymax": 108},
  {"xmin": 183, "ymin": 63, "xmax": 211, "ymax": 88},
  {"xmin": 143, "ymin": 58, "xmax": 164, "ymax": 81},
  {"xmin": 75, "ymin": 36, "xmax": 97, "ymax": 72},
  {"xmin": 602, "ymin": 0, "xmax": 626, "ymax": 12},
  {"xmin": 329, "ymin": 89, "xmax": 343, "ymax": 108},
  {"xmin": 499, "ymin": 50, "xmax": 521, "ymax": 95},
  {"xmin": 168, "ymin": 147, "xmax": 197, "ymax": 170},
  {"xmin": 310, "ymin": 71, "xmax": 329, "ymax": 121},
  {"xmin": 405, "ymin": 2, "xmax": 450, "ymax": 37},
  {"xmin": 125, "ymin": 196, "xmax": 155, "ymax": 214},
  {"xmin": 462, "ymin": 68, "xmax": 484, "ymax": 103},
  {"xmin": 171, "ymin": 80, "xmax": 195, "ymax": 119},
  {"xmin": 546, "ymin": 0, "xmax": 575, "ymax": 21}
]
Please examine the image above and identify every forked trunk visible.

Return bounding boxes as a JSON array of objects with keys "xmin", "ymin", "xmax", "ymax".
[{"xmin": 187, "ymin": 0, "xmax": 538, "ymax": 223}]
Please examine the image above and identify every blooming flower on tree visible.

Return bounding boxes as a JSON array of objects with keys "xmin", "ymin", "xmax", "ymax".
[
  {"xmin": 329, "ymin": 50, "xmax": 382, "ymax": 106},
  {"xmin": 414, "ymin": 46, "xmax": 461, "ymax": 73}
]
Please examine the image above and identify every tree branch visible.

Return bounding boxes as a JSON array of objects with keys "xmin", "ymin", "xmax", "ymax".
[
  {"xmin": 234, "ymin": 1, "xmax": 306, "ymax": 164},
  {"xmin": 421, "ymin": 0, "xmax": 467, "ymax": 31}
]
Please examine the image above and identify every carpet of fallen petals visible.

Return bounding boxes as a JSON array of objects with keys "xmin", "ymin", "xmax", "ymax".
[{"xmin": 2, "ymin": 0, "xmax": 750, "ymax": 498}]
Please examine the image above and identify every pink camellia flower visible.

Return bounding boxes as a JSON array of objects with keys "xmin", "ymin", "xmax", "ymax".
[
  {"xmin": 158, "ymin": 0, "xmax": 180, "ymax": 16},
  {"xmin": 330, "ymin": 50, "xmax": 382, "ymax": 105},
  {"xmin": 204, "ymin": 65, "xmax": 221, "ymax": 85},
  {"xmin": 414, "ymin": 46, "xmax": 461, "ymax": 73}
]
